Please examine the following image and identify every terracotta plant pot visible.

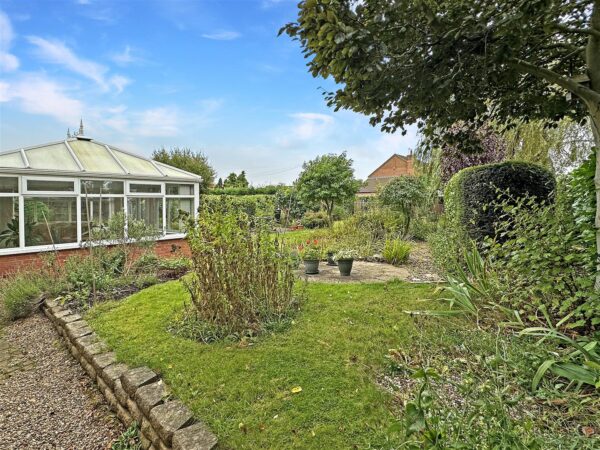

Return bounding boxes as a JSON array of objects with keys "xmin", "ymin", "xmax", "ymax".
[
  {"xmin": 303, "ymin": 259, "xmax": 320, "ymax": 275},
  {"xmin": 337, "ymin": 259, "xmax": 354, "ymax": 276}
]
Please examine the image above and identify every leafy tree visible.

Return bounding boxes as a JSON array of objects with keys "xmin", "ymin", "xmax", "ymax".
[
  {"xmin": 283, "ymin": 0, "xmax": 600, "ymax": 285},
  {"xmin": 216, "ymin": 178, "xmax": 224, "ymax": 189},
  {"xmin": 237, "ymin": 171, "xmax": 249, "ymax": 188},
  {"xmin": 224, "ymin": 172, "xmax": 239, "ymax": 188},
  {"xmin": 295, "ymin": 152, "xmax": 360, "ymax": 225},
  {"xmin": 440, "ymin": 124, "xmax": 507, "ymax": 183},
  {"xmin": 152, "ymin": 147, "xmax": 215, "ymax": 191},
  {"xmin": 379, "ymin": 176, "xmax": 427, "ymax": 236}
]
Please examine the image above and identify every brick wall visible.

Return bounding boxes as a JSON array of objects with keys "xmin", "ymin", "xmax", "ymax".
[
  {"xmin": 370, "ymin": 155, "xmax": 415, "ymax": 178},
  {"xmin": 0, "ymin": 239, "xmax": 190, "ymax": 277}
]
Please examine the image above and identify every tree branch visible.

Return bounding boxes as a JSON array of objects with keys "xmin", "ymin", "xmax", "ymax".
[
  {"xmin": 554, "ymin": 24, "xmax": 600, "ymax": 39},
  {"xmin": 508, "ymin": 57, "xmax": 600, "ymax": 106}
]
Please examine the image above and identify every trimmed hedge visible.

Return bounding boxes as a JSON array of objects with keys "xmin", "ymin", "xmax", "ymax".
[
  {"xmin": 201, "ymin": 194, "xmax": 275, "ymax": 217},
  {"xmin": 445, "ymin": 161, "xmax": 555, "ymax": 241}
]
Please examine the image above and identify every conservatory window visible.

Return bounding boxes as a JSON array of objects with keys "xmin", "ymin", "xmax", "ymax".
[
  {"xmin": 127, "ymin": 197, "xmax": 163, "ymax": 230},
  {"xmin": 81, "ymin": 180, "xmax": 124, "ymax": 195},
  {"xmin": 24, "ymin": 197, "xmax": 78, "ymax": 246},
  {"xmin": 26, "ymin": 179, "xmax": 75, "ymax": 193},
  {"xmin": 166, "ymin": 198, "xmax": 193, "ymax": 233},
  {"xmin": 81, "ymin": 197, "xmax": 125, "ymax": 238},
  {"xmin": 129, "ymin": 183, "xmax": 162, "ymax": 194},
  {"xmin": 0, "ymin": 197, "xmax": 19, "ymax": 249},
  {"xmin": 166, "ymin": 184, "xmax": 194, "ymax": 196},
  {"xmin": 0, "ymin": 177, "xmax": 19, "ymax": 193}
]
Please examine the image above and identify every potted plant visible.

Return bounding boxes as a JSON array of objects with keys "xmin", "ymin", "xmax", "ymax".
[
  {"xmin": 326, "ymin": 247, "xmax": 337, "ymax": 266},
  {"xmin": 298, "ymin": 240, "xmax": 322, "ymax": 274},
  {"xmin": 334, "ymin": 249, "xmax": 358, "ymax": 276}
]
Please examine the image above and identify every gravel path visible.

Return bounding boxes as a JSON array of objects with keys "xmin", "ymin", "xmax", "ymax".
[{"xmin": 0, "ymin": 313, "xmax": 123, "ymax": 449}]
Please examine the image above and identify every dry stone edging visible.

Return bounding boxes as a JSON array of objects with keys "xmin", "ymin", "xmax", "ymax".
[{"xmin": 42, "ymin": 298, "xmax": 217, "ymax": 450}]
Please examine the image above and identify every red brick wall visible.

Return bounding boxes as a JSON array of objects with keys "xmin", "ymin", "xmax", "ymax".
[
  {"xmin": 0, "ymin": 239, "xmax": 190, "ymax": 277},
  {"xmin": 370, "ymin": 155, "xmax": 415, "ymax": 178}
]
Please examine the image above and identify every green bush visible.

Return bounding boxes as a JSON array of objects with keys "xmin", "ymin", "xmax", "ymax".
[
  {"xmin": 301, "ymin": 210, "xmax": 329, "ymax": 228},
  {"xmin": 445, "ymin": 161, "xmax": 555, "ymax": 241},
  {"xmin": 209, "ymin": 185, "xmax": 279, "ymax": 196},
  {"xmin": 201, "ymin": 194, "xmax": 275, "ymax": 218},
  {"xmin": 484, "ymin": 157, "xmax": 599, "ymax": 330},
  {"xmin": 382, "ymin": 239, "xmax": 411, "ymax": 265},
  {"xmin": 184, "ymin": 208, "xmax": 300, "ymax": 341}
]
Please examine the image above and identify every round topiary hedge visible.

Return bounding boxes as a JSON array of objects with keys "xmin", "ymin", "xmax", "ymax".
[{"xmin": 445, "ymin": 161, "xmax": 556, "ymax": 242}]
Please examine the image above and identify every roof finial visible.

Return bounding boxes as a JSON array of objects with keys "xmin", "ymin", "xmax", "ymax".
[
  {"xmin": 78, "ymin": 118, "xmax": 84, "ymax": 136},
  {"xmin": 67, "ymin": 128, "xmax": 71, "ymax": 138}
]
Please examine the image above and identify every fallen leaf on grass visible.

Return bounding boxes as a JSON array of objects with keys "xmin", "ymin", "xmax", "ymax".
[
  {"xmin": 582, "ymin": 426, "xmax": 595, "ymax": 437},
  {"xmin": 291, "ymin": 386, "xmax": 302, "ymax": 394}
]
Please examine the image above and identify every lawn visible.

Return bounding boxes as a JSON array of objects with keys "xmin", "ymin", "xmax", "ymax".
[{"xmin": 87, "ymin": 280, "xmax": 441, "ymax": 449}]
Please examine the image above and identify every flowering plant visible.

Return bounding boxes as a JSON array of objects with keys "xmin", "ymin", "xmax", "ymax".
[
  {"xmin": 298, "ymin": 239, "xmax": 322, "ymax": 260},
  {"xmin": 334, "ymin": 249, "xmax": 358, "ymax": 261}
]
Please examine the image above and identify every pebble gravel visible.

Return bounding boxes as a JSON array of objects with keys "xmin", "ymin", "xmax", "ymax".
[{"xmin": 0, "ymin": 313, "xmax": 123, "ymax": 449}]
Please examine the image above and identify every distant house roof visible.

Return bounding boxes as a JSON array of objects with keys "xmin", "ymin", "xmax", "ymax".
[
  {"xmin": 358, "ymin": 153, "xmax": 415, "ymax": 194},
  {"xmin": 358, "ymin": 176, "xmax": 397, "ymax": 194},
  {"xmin": 0, "ymin": 136, "xmax": 201, "ymax": 182},
  {"xmin": 366, "ymin": 153, "xmax": 413, "ymax": 178}
]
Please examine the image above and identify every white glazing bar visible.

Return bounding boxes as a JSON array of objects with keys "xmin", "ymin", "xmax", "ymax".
[
  {"xmin": 150, "ymin": 160, "xmax": 166, "ymax": 177},
  {"xmin": 18, "ymin": 194, "xmax": 25, "ymax": 249},
  {"xmin": 64, "ymin": 140, "xmax": 85, "ymax": 171},
  {"xmin": 20, "ymin": 149, "xmax": 30, "ymax": 168},
  {"xmin": 104, "ymin": 145, "xmax": 129, "ymax": 174}
]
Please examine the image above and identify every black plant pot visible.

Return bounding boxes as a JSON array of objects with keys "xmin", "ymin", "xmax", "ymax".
[
  {"xmin": 337, "ymin": 259, "xmax": 354, "ymax": 276},
  {"xmin": 303, "ymin": 259, "xmax": 320, "ymax": 274},
  {"xmin": 326, "ymin": 252, "xmax": 337, "ymax": 266}
]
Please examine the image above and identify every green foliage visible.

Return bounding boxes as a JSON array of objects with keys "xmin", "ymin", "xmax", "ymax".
[
  {"xmin": 152, "ymin": 147, "xmax": 215, "ymax": 191},
  {"xmin": 274, "ymin": 186, "xmax": 306, "ymax": 226},
  {"xmin": 484, "ymin": 160, "xmax": 599, "ymax": 330},
  {"xmin": 209, "ymin": 185, "xmax": 280, "ymax": 196},
  {"xmin": 378, "ymin": 176, "xmax": 427, "ymax": 236},
  {"xmin": 184, "ymin": 207, "xmax": 300, "ymax": 341},
  {"xmin": 111, "ymin": 423, "xmax": 141, "ymax": 450},
  {"xmin": 201, "ymin": 194, "xmax": 275, "ymax": 218},
  {"xmin": 445, "ymin": 161, "xmax": 556, "ymax": 242},
  {"xmin": 300, "ymin": 210, "xmax": 329, "ymax": 229},
  {"xmin": 295, "ymin": 152, "xmax": 361, "ymax": 225},
  {"xmin": 223, "ymin": 171, "xmax": 249, "ymax": 188},
  {"xmin": 382, "ymin": 239, "xmax": 411, "ymax": 266}
]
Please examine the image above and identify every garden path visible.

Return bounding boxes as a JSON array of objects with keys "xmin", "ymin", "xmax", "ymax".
[
  {"xmin": 0, "ymin": 313, "xmax": 123, "ymax": 449},
  {"xmin": 299, "ymin": 260, "xmax": 442, "ymax": 283}
]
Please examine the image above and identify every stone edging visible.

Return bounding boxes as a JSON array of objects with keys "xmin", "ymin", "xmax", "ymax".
[{"xmin": 42, "ymin": 298, "xmax": 217, "ymax": 450}]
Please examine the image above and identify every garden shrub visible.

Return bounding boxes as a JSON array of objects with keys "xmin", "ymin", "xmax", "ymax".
[
  {"xmin": 201, "ymin": 194, "xmax": 275, "ymax": 218},
  {"xmin": 382, "ymin": 239, "xmax": 411, "ymax": 265},
  {"xmin": 484, "ymin": 156, "xmax": 599, "ymax": 331},
  {"xmin": 184, "ymin": 208, "xmax": 300, "ymax": 341},
  {"xmin": 301, "ymin": 210, "xmax": 329, "ymax": 228},
  {"xmin": 445, "ymin": 161, "xmax": 555, "ymax": 241}
]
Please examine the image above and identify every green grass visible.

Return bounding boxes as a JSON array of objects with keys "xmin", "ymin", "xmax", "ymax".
[{"xmin": 87, "ymin": 280, "xmax": 438, "ymax": 449}]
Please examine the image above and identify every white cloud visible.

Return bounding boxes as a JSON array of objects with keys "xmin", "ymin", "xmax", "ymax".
[
  {"xmin": 0, "ymin": 74, "xmax": 83, "ymax": 125},
  {"xmin": 27, "ymin": 36, "xmax": 130, "ymax": 93},
  {"xmin": 289, "ymin": 112, "xmax": 334, "ymax": 140},
  {"xmin": 201, "ymin": 31, "xmax": 241, "ymax": 41},
  {"xmin": 110, "ymin": 45, "xmax": 142, "ymax": 66},
  {"xmin": 135, "ymin": 107, "xmax": 180, "ymax": 137},
  {"xmin": 0, "ymin": 11, "xmax": 20, "ymax": 72}
]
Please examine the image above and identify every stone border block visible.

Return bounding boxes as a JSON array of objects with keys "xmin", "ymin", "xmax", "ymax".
[
  {"xmin": 121, "ymin": 367, "xmax": 159, "ymax": 397},
  {"xmin": 149, "ymin": 401, "xmax": 195, "ymax": 446},
  {"xmin": 172, "ymin": 422, "xmax": 217, "ymax": 450}
]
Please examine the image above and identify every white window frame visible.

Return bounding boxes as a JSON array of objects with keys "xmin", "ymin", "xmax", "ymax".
[
  {"xmin": 23, "ymin": 176, "xmax": 79, "ymax": 196},
  {"xmin": 0, "ymin": 175, "xmax": 21, "ymax": 250},
  {"xmin": 164, "ymin": 183, "xmax": 196, "ymax": 236},
  {"xmin": 126, "ymin": 180, "xmax": 164, "ymax": 196}
]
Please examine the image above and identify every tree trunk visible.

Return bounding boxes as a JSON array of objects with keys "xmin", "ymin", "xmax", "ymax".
[{"xmin": 588, "ymin": 0, "xmax": 600, "ymax": 289}]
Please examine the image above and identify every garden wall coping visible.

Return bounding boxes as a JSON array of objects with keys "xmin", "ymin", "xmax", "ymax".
[{"xmin": 41, "ymin": 298, "xmax": 217, "ymax": 450}]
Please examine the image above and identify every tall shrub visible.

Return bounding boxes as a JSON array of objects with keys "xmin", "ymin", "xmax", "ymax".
[
  {"xmin": 185, "ymin": 208, "xmax": 299, "ymax": 339},
  {"xmin": 445, "ymin": 161, "xmax": 555, "ymax": 242}
]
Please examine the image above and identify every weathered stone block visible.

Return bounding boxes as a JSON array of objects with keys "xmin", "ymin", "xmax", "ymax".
[
  {"xmin": 172, "ymin": 422, "xmax": 218, "ymax": 450},
  {"xmin": 74, "ymin": 333, "xmax": 100, "ymax": 351},
  {"xmin": 91, "ymin": 352, "xmax": 116, "ymax": 371},
  {"xmin": 67, "ymin": 324, "xmax": 93, "ymax": 339},
  {"xmin": 121, "ymin": 367, "xmax": 159, "ymax": 397},
  {"xmin": 149, "ymin": 401, "xmax": 195, "ymax": 446},
  {"xmin": 101, "ymin": 363, "xmax": 129, "ymax": 390},
  {"xmin": 97, "ymin": 375, "xmax": 109, "ymax": 392},
  {"xmin": 141, "ymin": 416, "xmax": 161, "ymax": 446},
  {"xmin": 51, "ymin": 306, "xmax": 69, "ymax": 317},
  {"xmin": 127, "ymin": 397, "xmax": 143, "ymax": 423},
  {"xmin": 117, "ymin": 403, "xmax": 133, "ymax": 427},
  {"xmin": 81, "ymin": 341, "xmax": 109, "ymax": 361},
  {"xmin": 156, "ymin": 440, "xmax": 169, "ymax": 450},
  {"xmin": 104, "ymin": 387, "xmax": 119, "ymax": 412},
  {"xmin": 140, "ymin": 432, "xmax": 153, "ymax": 450},
  {"xmin": 80, "ymin": 358, "xmax": 97, "ymax": 379},
  {"xmin": 114, "ymin": 379, "xmax": 129, "ymax": 407},
  {"xmin": 135, "ymin": 381, "xmax": 168, "ymax": 416},
  {"xmin": 59, "ymin": 313, "xmax": 83, "ymax": 325},
  {"xmin": 43, "ymin": 308, "xmax": 53, "ymax": 320}
]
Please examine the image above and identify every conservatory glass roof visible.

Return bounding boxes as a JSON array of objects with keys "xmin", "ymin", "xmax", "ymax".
[{"xmin": 0, "ymin": 136, "xmax": 201, "ymax": 182}]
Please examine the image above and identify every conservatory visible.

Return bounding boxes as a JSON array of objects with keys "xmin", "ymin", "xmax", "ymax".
[{"xmin": 0, "ymin": 135, "xmax": 201, "ymax": 256}]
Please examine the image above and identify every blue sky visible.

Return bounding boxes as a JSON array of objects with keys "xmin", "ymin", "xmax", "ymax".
[{"xmin": 0, "ymin": 0, "xmax": 418, "ymax": 184}]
